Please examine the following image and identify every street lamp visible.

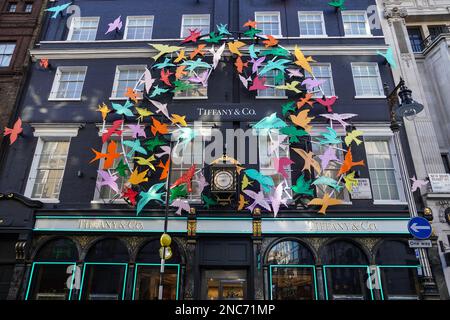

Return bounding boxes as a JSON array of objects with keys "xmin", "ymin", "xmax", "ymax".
[{"xmin": 384, "ymin": 78, "xmax": 436, "ymax": 295}]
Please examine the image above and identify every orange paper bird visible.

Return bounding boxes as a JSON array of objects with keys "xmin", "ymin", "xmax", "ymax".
[
  {"xmin": 243, "ymin": 20, "xmax": 257, "ymax": 28},
  {"xmin": 297, "ymin": 93, "xmax": 315, "ymax": 109},
  {"xmin": 40, "ymin": 59, "xmax": 49, "ymax": 69},
  {"xmin": 234, "ymin": 56, "xmax": 248, "ymax": 74},
  {"xmin": 90, "ymin": 140, "xmax": 120, "ymax": 170},
  {"xmin": 238, "ymin": 194, "xmax": 249, "ymax": 211},
  {"xmin": 170, "ymin": 164, "xmax": 196, "ymax": 192},
  {"xmin": 338, "ymin": 148, "xmax": 365, "ymax": 176},
  {"xmin": 158, "ymin": 159, "xmax": 170, "ymax": 181},
  {"xmin": 290, "ymin": 109, "xmax": 315, "ymax": 132},
  {"xmin": 124, "ymin": 87, "xmax": 139, "ymax": 103},
  {"xmin": 308, "ymin": 193, "xmax": 343, "ymax": 214},
  {"xmin": 292, "ymin": 148, "xmax": 321, "ymax": 174},
  {"xmin": 3, "ymin": 118, "xmax": 23, "ymax": 145},
  {"xmin": 263, "ymin": 35, "xmax": 278, "ymax": 47},
  {"xmin": 171, "ymin": 114, "xmax": 187, "ymax": 127},
  {"xmin": 228, "ymin": 40, "xmax": 246, "ymax": 56},
  {"xmin": 190, "ymin": 44, "xmax": 207, "ymax": 59},
  {"xmin": 97, "ymin": 103, "xmax": 111, "ymax": 121},
  {"xmin": 128, "ymin": 168, "xmax": 149, "ymax": 185},
  {"xmin": 175, "ymin": 65, "xmax": 188, "ymax": 80},
  {"xmin": 160, "ymin": 69, "xmax": 173, "ymax": 87},
  {"xmin": 151, "ymin": 118, "xmax": 169, "ymax": 136},
  {"xmin": 174, "ymin": 49, "xmax": 186, "ymax": 63},
  {"xmin": 294, "ymin": 45, "xmax": 316, "ymax": 74}
]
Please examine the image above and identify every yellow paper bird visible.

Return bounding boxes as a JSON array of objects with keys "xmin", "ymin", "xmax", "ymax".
[
  {"xmin": 292, "ymin": 148, "xmax": 321, "ymax": 174},
  {"xmin": 238, "ymin": 194, "xmax": 249, "ymax": 211},
  {"xmin": 228, "ymin": 40, "xmax": 246, "ymax": 57},
  {"xmin": 150, "ymin": 43, "xmax": 183, "ymax": 61},
  {"xmin": 174, "ymin": 49, "xmax": 186, "ymax": 63},
  {"xmin": 275, "ymin": 81, "xmax": 302, "ymax": 94},
  {"xmin": 344, "ymin": 171, "xmax": 358, "ymax": 192},
  {"xmin": 308, "ymin": 193, "xmax": 343, "ymax": 214},
  {"xmin": 290, "ymin": 109, "xmax": 315, "ymax": 132},
  {"xmin": 171, "ymin": 114, "xmax": 187, "ymax": 127},
  {"xmin": 128, "ymin": 168, "xmax": 149, "ymax": 185},
  {"xmin": 241, "ymin": 174, "xmax": 253, "ymax": 190},
  {"xmin": 344, "ymin": 130, "xmax": 364, "ymax": 147},
  {"xmin": 236, "ymin": 165, "xmax": 245, "ymax": 174},
  {"xmin": 294, "ymin": 45, "xmax": 316, "ymax": 74},
  {"xmin": 133, "ymin": 155, "xmax": 157, "ymax": 171},
  {"xmin": 134, "ymin": 107, "xmax": 153, "ymax": 121},
  {"xmin": 97, "ymin": 103, "xmax": 110, "ymax": 121}
]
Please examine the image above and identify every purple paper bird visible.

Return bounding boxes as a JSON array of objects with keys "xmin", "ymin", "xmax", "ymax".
[
  {"xmin": 171, "ymin": 198, "xmax": 191, "ymax": 215},
  {"xmin": 196, "ymin": 173, "xmax": 209, "ymax": 193},
  {"xmin": 128, "ymin": 124, "xmax": 146, "ymax": 139},
  {"xmin": 96, "ymin": 170, "xmax": 119, "ymax": 193},
  {"xmin": 286, "ymin": 68, "xmax": 304, "ymax": 78},
  {"xmin": 188, "ymin": 70, "xmax": 209, "ymax": 87},
  {"xmin": 319, "ymin": 113, "xmax": 358, "ymax": 129},
  {"xmin": 250, "ymin": 56, "xmax": 266, "ymax": 74},
  {"xmin": 105, "ymin": 16, "xmax": 123, "ymax": 35},
  {"xmin": 243, "ymin": 189, "xmax": 272, "ymax": 212},
  {"xmin": 411, "ymin": 176, "xmax": 429, "ymax": 192},
  {"xmin": 318, "ymin": 146, "xmax": 340, "ymax": 170},
  {"xmin": 274, "ymin": 157, "xmax": 294, "ymax": 179},
  {"xmin": 269, "ymin": 182, "xmax": 289, "ymax": 217},
  {"xmin": 155, "ymin": 145, "xmax": 171, "ymax": 158},
  {"xmin": 301, "ymin": 78, "xmax": 326, "ymax": 90}
]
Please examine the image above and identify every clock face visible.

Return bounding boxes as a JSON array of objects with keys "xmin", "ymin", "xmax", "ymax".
[{"xmin": 214, "ymin": 171, "xmax": 234, "ymax": 190}]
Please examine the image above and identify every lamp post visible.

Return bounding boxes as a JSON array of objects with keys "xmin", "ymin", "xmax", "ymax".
[{"xmin": 384, "ymin": 78, "xmax": 437, "ymax": 294}]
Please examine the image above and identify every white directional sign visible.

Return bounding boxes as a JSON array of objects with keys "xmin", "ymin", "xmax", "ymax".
[{"xmin": 408, "ymin": 240, "xmax": 432, "ymax": 248}]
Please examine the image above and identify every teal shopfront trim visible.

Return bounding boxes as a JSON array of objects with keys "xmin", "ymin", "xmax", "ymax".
[
  {"xmin": 269, "ymin": 265, "xmax": 318, "ymax": 300},
  {"xmin": 132, "ymin": 263, "xmax": 181, "ymax": 300}
]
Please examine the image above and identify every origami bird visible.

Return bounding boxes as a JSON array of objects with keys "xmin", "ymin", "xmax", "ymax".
[
  {"xmin": 101, "ymin": 119, "xmax": 123, "ymax": 143},
  {"xmin": 297, "ymin": 93, "xmax": 315, "ymax": 109},
  {"xmin": 315, "ymin": 96, "xmax": 338, "ymax": 113},
  {"xmin": 344, "ymin": 129, "xmax": 364, "ymax": 147},
  {"xmin": 308, "ymin": 193, "xmax": 343, "ymax": 214},
  {"xmin": 338, "ymin": 148, "xmax": 365, "ymax": 175},
  {"xmin": 249, "ymin": 76, "xmax": 268, "ymax": 91},
  {"xmin": 263, "ymin": 35, "xmax": 279, "ymax": 47},
  {"xmin": 148, "ymin": 99, "xmax": 169, "ymax": 119},
  {"xmin": 150, "ymin": 85, "xmax": 169, "ymax": 98},
  {"xmin": 260, "ymin": 47, "xmax": 290, "ymax": 57},
  {"xmin": 90, "ymin": 141, "xmax": 120, "ymax": 170},
  {"xmin": 112, "ymin": 100, "xmax": 134, "ymax": 117},
  {"xmin": 241, "ymin": 174, "xmax": 253, "ymax": 190},
  {"xmin": 276, "ymin": 81, "xmax": 302, "ymax": 94},
  {"xmin": 140, "ymin": 68, "xmax": 155, "ymax": 94},
  {"xmin": 259, "ymin": 59, "xmax": 291, "ymax": 76},
  {"xmin": 115, "ymin": 159, "xmax": 130, "ymax": 177},
  {"xmin": 134, "ymin": 107, "xmax": 153, "ymax": 121},
  {"xmin": 274, "ymin": 157, "xmax": 295, "ymax": 179},
  {"xmin": 124, "ymin": 87, "xmax": 139, "ymax": 103},
  {"xmin": 151, "ymin": 118, "xmax": 169, "ymax": 136},
  {"xmin": 97, "ymin": 103, "xmax": 111, "ymax": 121},
  {"xmin": 411, "ymin": 176, "xmax": 429, "ymax": 192},
  {"xmin": 105, "ymin": 16, "xmax": 123, "ymax": 34},
  {"xmin": 290, "ymin": 109, "xmax": 315, "ymax": 132},
  {"xmin": 172, "ymin": 80, "xmax": 195, "ymax": 93},
  {"xmin": 248, "ymin": 44, "xmax": 260, "ymax": 59},
  {"xmin": 234, "ymin": 57, "xmax": 248, "ymax": 74},
  {"xmin": 313, "ymin": 176, "xmax": 343, "ymax": 192},
  {"xmin": 294, "ymin": 45, "xmax": 316, "ymax": 74},
  {"xmin": 136, "ymin": 183, "xmax": 166, "ymax": 215},
  {"xmin": 209, "ymin": 43, "xmax": 226, "ymax": 69},
  {"xmin": 122, "ymin": 139, "xmax": 148, "ymax": 158},
  {"xmin": 175, "ymin": 65, "xmax": 188, "ymax": 79},
  {"xmin": 281, "ymin": 101, "xmax": 297, "ymax": 116},
  {"xmin": 153, "ymin": 58, "xmax": 175, "ymax": 70},
  {"xmin": 243, "ymin": 189, "xmax": 272, "ymax": 212},
  {"xmin": 280, "ymin": 126, "xmax": 309, "ymax": 143},
  {"xmin": 202, "ymin": 194, "xmax": 217, "ymax": 209},
  {"xmin": 170, "ymin": 185, "xmax": 188, "ymax": 202},
  {"xmin": 174, "ymin": 50, "xmax": 186, "ymax": 64},
  {"xmin": 238, "ymin": 194, "xmax": 249, "ymax": 211},
  {"xmin": 243, "ymin": 20, "xmax": 257, "ymax": 28},
  {"xmin": 344, "ymin": 171, "xmax": 358, "ymax": 192},
  {"xmin": 122, "ymin": 187, "xmax": 138, "ymax": 206},
  {"xmin": 133, "ymin": 155, "xmax": 157, "ymax": 171},
  {"xmin": 171, "ymin": 165, "xmax": 196, "ymax": 192},
  {"xmin": 292, "ymin": 148, "xmax": 322, "ymax": 174},
  {"xmin": 97, "ymin": 170, "xmax": 119, "ymax": 193},
  {"xmin": 196, "ymin": 173, "xmax": 209, "ymax": 193},
  {"xmin": 244, "ymin": 169, "xmax": 275, "ymax": 192},
  {"xmin": 145, "ymin": 136, "xmax": 166, "ymax": 152},
  {"xmin": 158, "ymin": 159, "xmax": 170, "ymax": 181},
  {"xmin": 238, "ymin": 74, "xmax": 252, "ymax": 89},
  {"xmin": 253, "ymin": 113, "xmax": 287, "ymax": 130},
  {"xmin": 171, "ymin": 114, "xmax": 187, "ymax": 127},
  {"xmin": 377, "ymin": 47, "xmax": 397, "ymax": 69},
  {"xmin": 302, "ymin": 78, "xmax": 326, "ymax": 91},
  {"xmin": 188, "ymin": 70, "xmax": 209, "ymax": 87},
  {"xmin": 318, "ymin": 127, "xmax": 341, "ymax": 145},
  {"xmin": 319, "ymin": 146, "xmax": 340, "ymax": 170},
  {"xmin": 319, "ymin": 113, "xmax": 358, "ymax": 129},
  {"xmin": 171, "ymin": 198, "xmax": 191, "ymax": 215},
  {"xmin": 328, "ymin": 0, "xmax": 346, "ymax": 10},
  {"xmin": 271, "ymin": 182, "xmax": 290, "ymax": 217},
  {"xmin": 181, "ymin": 58, "xmax": 212, "ymax": 72},
  {"xmin": 291, "ymin": 175, "xmax": 314, "ymax": 196},
  {"xmin": 244, "ymin": 27, "xmax": 263, "ymax": 38},
  {"xmin": 160, "ymin": 69, "xmax": 173, "ymax": 87},
  {"xmin": 269, "ymin": 133, "xmax": 289, "ymax": 154},
  {"xmin": 3, "ymin": 118, "xmax": 23, "ymax": 145},
  {"xmin": 182, "ymin": 28, "xmax": 202, "ymax": 43},
  {"xmin": 190, "ymin": 44, "xmax": 207, "ymax": 59},
  {"xmin": 173, "ymin": 127, "xmax": 196, "ymax": 146},
  {"xmin": 205, "ymin": 32, "xmax": 223, "ymax": 44},
  {"xmin": 155, "ymin": 145, "xmax": 171, "ymax": 158},
  {"xmin": 40, "ymin": 58, "xmax": 49, "ymax": 69},
  {"xmin": 250, "ymin": 56, "xmax": 266, "ymax": 74},
  {"xmin": 217, "ymin": 23, "xmax": 232, "ymax": 36},
  {"xmin": 286, "ymin": 68, "xmax": 304, "ymax": 78},
  {"xmin": 150, "ymin": 44, "xmax": 183, "ymax": 61},
  {"xmin": 45, "ymin": 2, "xmax": 72, "ymax": 19},
  {"xmin": 228, "ymin": 40, "xmax": 246, "ymax": 56}
]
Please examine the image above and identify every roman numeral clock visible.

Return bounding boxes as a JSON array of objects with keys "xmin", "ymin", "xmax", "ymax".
[{"xmin": 210, "ymin": 163, "xmax": 237, "ymax": 206}]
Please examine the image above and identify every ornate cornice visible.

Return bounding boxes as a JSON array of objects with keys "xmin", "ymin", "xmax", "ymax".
[
  {"xmin": 384, "ymin": 6, "xmax": 408, "ymax": 20},
  {"xmin": 0, "ymin": 192, "xmax": 43, "ymax": 208}
]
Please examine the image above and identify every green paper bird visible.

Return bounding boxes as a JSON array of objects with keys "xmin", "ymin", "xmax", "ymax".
[
  {"xmin": 144, "ymin": 135, "xmax": 166, "ymax": 152},
  {"xmin": 274, "ymin": 72, "xmax": 285, "ymax": 86},
  {"xmin": 181, "ymin": 58, "xmax": 212, "ymax": 72},
  {"xmin": 312, "ymin": 176, "xmax": 343, "ymax": 192},
  {"xmin": 205, "ymin": 32, "xmax": 223, "ymax": 44},
  {"xmin": 260, "ymin": 47, "xmax": 290, "ymax": 57},
  {"xmin": 172, "ymin": 80, "xmax": 195, "ymax": 93},
  {"xmin": 202, "ymin": 194, "xmax": 217, "ymax": 209},
  {"xmin": 291, "ymin": 175, "xmax": 314, "ymax": 196},
  {"xmin": 150, "ymin": 85, "xmax": 169, "ymax": 98},
  {"xmin": 281, "ymin": 101, "xmax": 297, "ymax": 117},
  {"xmin": 115, "ymin": 159, "xmax": 130, "ymax": 178},
  {"xmin": 328, "ymin": 0, "xmax": 346, "ymax": 10},
  {"xmin": 217, "ymin": 23, "xmax": 232, "ymax": 36},
  {"xmin": 170, "ymin": 185, "xmax": 188, "ymax": 202},
  {"xmin": 259, "ymin": 59, "xmax": 291, "ymax": 76},
  {"xmin": 244, "ymin": 27, "xmax": 263, "ymax": 38},
  {"xmin": 280, "ymin": 126, "xmax": 309, "ymax": 143}
]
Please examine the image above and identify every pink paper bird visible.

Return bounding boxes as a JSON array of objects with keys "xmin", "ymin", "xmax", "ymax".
[
  {"xmin": 302, "ymin": 78, "xmax": 326, "ymax": 90},
  {"xmin": 249, "ymin": 76, "xmax": 268, "ymax": 91},
  {"xmin": 155, "ymin": 145, "xmax": 171, "ymax": 158},
  {"xmin": 318, "ymin": 146, "xmax": 340, "ymax": 170},
  {"xmin": 149, "ymin": 99, "xmax": 170, "ymax": 119},
  {"xmin": 171, "ymin": 198, "xmax": 191, "ymax": 215},
  {"xmin": 274, "ymin": 157, "xmax": 294, "ymax": 179},
  {"xmin": 269, "ymin": 182, "xmax": 289, "ymax": 217},
  {"xmin": 105, "ymin": 16, "xmax": 123, "ymax": 34},
  {"xmin": 140, "ymin": 68, "xmax": 155, "ymax": 94},
  {"xmin": 250, "ymin": 56, "xmax": 266, "ymax": 74},
  {"xmin": 286, "ymin": 68, "xmax": 304, "ymax": 78},
  {"xmin": 243, "ymin": 189, "xmax": 272, "ymax": 212},
  {"xmin": 188, "ymin": 70, "xmax": 209, "ymax": 87},
  {"xmin": 97, "ymin": 170, "xmax": 119, "ymax": 193},
  {"xmin": 411, "ymin": 176, "xmax": 429, "ymax": 192},
  {"xmin": 319, "ymin": 113, "xmax": 358, "ymax": 129},
  {"xmin": 196, "ymin": 173, "xmax": 209, "ymax": 193},
  {"xmin": 238, "ymin": 74, "xmax": 252, "ymax": 89},
  {"xmin": 127, "ymin": 124, "xmax": 146, "ymax": 139},
  {"xmin": 3, "ymin": 118, "xmax": 23, "ymax": 145}
]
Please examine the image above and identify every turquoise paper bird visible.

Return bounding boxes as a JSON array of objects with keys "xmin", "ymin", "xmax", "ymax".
[
  {"xmin": 244, "ymin": 169, "xmax": 275, "ymax": 193},
  {"xmin": 204, "ymin": 32, "xmax": 223, "ymax": 44},
  {"xmin": 280, "ymin": 126, "xmax": 309, "ymax": 143},
  {"xmin": 181, "ymin": 58, "xmax": 212, "ymax": 72},
  {"xmin": 217, "ymin": 23, "xmax": 232, "ymax": 36},
  {"xmin": 281, "ymin": 101, "xmax": 296, "ymax": 117},
  {"xmin": 328, "ymin": 0, "xmax": 346, "ymax": 10},
  {"xmin": 122, "ymin": 139, "xmax": 148, "ymax": 158},
  {"xmin": 291, "ymin": 175, "xmax": 314, "ymax": 196},
  {"xmin": 253, "ymin": 113, "xmax": 288, "ymax": 130},
  {"xmin": 136, "ymin": 183, "xmax": 166, "ymax": 215},
  {"xmin": 112, "ymin": 100, "xmax": 134, "ymax": 117},
  {"xmin": 260, "ymin": 47, "xmax": 290, "ymax": 57},
  {"xmin": 312, "ymin": 176, "xmax": 343, "ymax": 192},
  {"xmin": 45, "ymin": 2, "xmax": 72, "ymax": 18},
  {"xmin": 152, "ymin": 58, "xmax": 175, "ymax": 69},
  {"xmin": 173, "ymin": 127, "xmax": 197, "ymax": 145},
  {"xmin": 259, "ymin": 59, "xmax": 291, "ymax": 76},
  {"xmin": 150, "ymin": 85, "xmax": 169, "ymax": 98},
  {"xmin": 377, "ymin": 47, "xmax": 397, "ymax": 69},
  {"xmin": 248, "ymin": 44, "xmax": 260, "ymax": 59},
  {"xmin": 318, "ymin": 127, "xmax": 341, "ymax": 145},
  {"xmin": 244, "ymin": 28, "xmax": 262, "ymax": 38}
]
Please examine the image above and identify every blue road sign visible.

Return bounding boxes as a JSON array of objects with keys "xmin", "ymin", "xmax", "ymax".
[{"xmin": 408, "ymin": 217, "xmax": 432, "ymax": 240}]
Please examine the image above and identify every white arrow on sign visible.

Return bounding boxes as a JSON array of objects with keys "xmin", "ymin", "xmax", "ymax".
[{"xmin": 410, "ymin": 223, "xmax": 431, "ymax": 233}]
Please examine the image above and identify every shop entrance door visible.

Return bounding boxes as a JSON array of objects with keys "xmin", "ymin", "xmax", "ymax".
[{"xmin": 201, "ymin": 270, "xmax": 247, "ymax": 300}]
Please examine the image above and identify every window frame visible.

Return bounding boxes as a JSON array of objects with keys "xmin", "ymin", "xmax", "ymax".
[
  {"xmin": 48, "ymin": 66, "xmax": 87, "ymax": 101},
  {"xmin": 66, "ymin": 16, "xmax": 100, "ymax": 42},
  {"xmin": 172, "ymin": 67, "xmax": 209, "ymax": 100},
  {"xmin": 0, "ymin": 42, "xmax": 16, "ymax": 68},
  {"xmin": 256, "ymin": 69, "xmax": 287, "ymax": 99},
  {"xmin": 180, "ymin": 14, "xmax": 210, "ymax": 39},
  {"xmin": 306, "ymin": 63, "xmax": 335, "ymax": 98},
  {"xmin": 269, "ymin": 265, "xmax": 318, "ymax": 300},
  {"xmin": 341, "ymin": 11, "xmax": 372, "ymax": 37},
  {"xmin": 24, "ymin": 2, "xmax": 33, "ymax": 13},
  {"xmin": 254, "ymin": 11, "xmax": 283, "ymax": 37},
  {"xmin": 7, "ymin": 2, "xmax": 17, "ymax": 13},
  {"xmin": 123, "ymin": 15, "xmax": 155, "ymax": 40},
  {"xmin": 298, "ymin": 11, "xmax": 327, "ymax": 38},
  {"xmin": 350, "ymin": 62, "xmax": 385, "ymax": 99},
  {"xmin": 110, "ymin": 65, "xmax": 146, "ymax": 100},
  {"xmin": 377, "ymin": 265, "xmax": 421, "ymax": 300},
  {"xmin": 323, "ymin": 265, "xmax": 375, "ymax": 300},
  {"xmin": 132, "ymin": 263, "xmax": 181, "ymax": 300}
]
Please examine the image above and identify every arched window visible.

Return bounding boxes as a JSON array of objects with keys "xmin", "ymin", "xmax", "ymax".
[
  {"xmin": 266, "ymin": 240, "xmax": 316, "ymax": 300},
  {"xmin": 375, "ymin": 240, "xmax": 420, "ymax": 300},
  {"xmin": 134, "ymin": 240, "xmax": 182, "ymax": 300},
  {"xmin": 321, "ymin": 240, "xmax": 372, "ymax": 300},
  {"xmin": 26, "ymin": 238, "xmax": 78, "ymax": 300},
  {"xmin": 80, "ymin": 239, "xmax": 128, "ymax": 300}
]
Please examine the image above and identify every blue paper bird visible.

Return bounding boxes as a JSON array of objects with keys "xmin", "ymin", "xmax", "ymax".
[
  {"xmin": 136, "ymin": 182, "xmax": 166, "ymax": 215},
  {"xmin": 244, "ymin": 169, "xmax": 275, "ymax": 193},
  {"xmin": 312, "ymin": 176, "xmax": 343, "ymax": 192},
  {"xmin": 181, "ymin": 58, "xmax": 212, "ymax": 72},
  {"xmin": 150, "ymin": 85, "xmax": 169, "ymax": 98},
  {"xmin": 122, "ymin": 139, "xmax": 148, "ymax": 158},
  {"xmin": 253, "ymin": 113, "xmax": 288, "ymax": 130},
  {"xmin": 377, "ymin": 47, "xmax": 397, "ymax": 69},
  {"xmin": 217, "ymin": 23, "xmax": 232, "ymax": 36},
  {"xmin": 152, "ymin": 57, "xmax": 175, "ymax": 69},
  {"xmin": 259, "ymin": 59, "xmax": 291, "ymax": 76},
  {"xmin": 318, "ymin": 127, "xmax": 341, "ymax": 145},
  {"xmin": 112, "ymin": 100, "xmax": 134, "ymax": 117},
  {"xmin": 45, "ymin": 2, "xmax": 72, "ymax": 19}
]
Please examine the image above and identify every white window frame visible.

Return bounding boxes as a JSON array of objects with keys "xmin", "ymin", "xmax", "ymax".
[
  {"xmin": 173, "ymin": 67, "xmax": 208, "ymax": 100},
  {"xmin": 298, "ymin": 11, "xmax": 327, "ymax": 38},
  {"xmin": 361, "ymin": 127, "xmax": 406, "ymax": 205},
  {"xmin": 256, "ymin": 69, "xmax": 287, "ymax": 99},
  {"xmin": 67, "ymin": 17, "xmax": 100, "ymax": 41},
  {"xmin": 306, "ymin": 63, "xmax": 335, "ymax": 98},
  {"xmin": 341, "ymin": 11, "xmax": 372, "ymax": 37},
  {"xmin": 351, "ymin": 62, "xmax": 385, "ymax": 99},
  {"xmin": 110, "ymin": 65, "xmax": 146, "ymax": 100},
  {"xmin": 48, "ymin": 66, "xmax": 87, "ymax": 101},
  {"xmin": 123, "ymin": 16, "xmax": 154, "ymax": 40},
  {"xmin": 24, "ymin": 125, "xmax": 80, "ymax": 203},
  {"xmin": 254, "ymin": 11, "xmax": 282, "ymax": 37},
  {"xmin": 0, "ymin": 42, "xmax": 16, "ymax": 67},
  {"xmin": 180, "ymin": 14, "xmax": 210, "ymax": 38}
]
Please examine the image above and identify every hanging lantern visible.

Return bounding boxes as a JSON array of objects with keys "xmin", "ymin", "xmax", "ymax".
[
  {"xmin": 160, "ymin": 233, "xmax": 172, "ymax": 247},
  {"xmin": 159, "ymin": 246, "xmax": 172, "ymax": 260}
]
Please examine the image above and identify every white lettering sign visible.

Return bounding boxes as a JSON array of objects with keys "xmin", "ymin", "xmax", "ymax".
[
  {"xmin": 428, "ymin": 173, "xmax": 450, "ymax": 193},
  {"xmin": 350, "ymin": 178, "xmax": 373, "ymax": 199}
]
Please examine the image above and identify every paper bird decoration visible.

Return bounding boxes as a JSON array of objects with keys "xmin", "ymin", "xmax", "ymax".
[
  {"xmin": 318, "ymin": 127, "xmax": 341, "ymax": 145},
  {"xmin": 153, "ymin": 58, "xmax": 176, "ymax": 70},
  {"xmin": 290, "ymin": 109, "xmax": 315, "ymax": 132},
  {"xmin": 377, "ymin": 47, "xmax": 397, "ymax": 69},
  {"xmin": 297, "ymin": 93, "xmax": 314, "ymax": 109},
  {"xmin": 270, "ymin": 182, "xmax": 289, "ymax": 217},
  {"xmin": 217, "ymin": 23, "xmax": 232, "ymax": 36},
  {"xmin": 291, "ymin": 175, "xmax": 314, "ymax": 196},
  {"xmin": 276, "ymin": 81, "xmax": 302, "ymax": 94},
  {"xmin": 344, "ymin": 171, "xmax": 358, "ymax": 192},
  {"xmin": 173, "ymin": 127, "xmax": 196, "ymax": 146},
  {"xmin": 160, "ymin": 69, "xmax": 173, "ymax": 87},
  {"xmin": 115, "ymin": 159, "xmax": 130, "ymax": 177},
  {"xmin": 234, "ymin": 57, "xmax": 248, "ymax": 73},
  {"xmin": 182, "ymin": 28, "xmax": 202, "ymax": 43},
  {"xmin": 294, "ymin": 46, "xmax": 316, "ymax": 74},
  {"xmin": 239, "ymin": 74, "xmax": 252, "ymax": 89},
  {"xmin": 145, "ymin": 136, "xmax": 166, "ymax": 152},
  {"xmin": 249, "ymin": 76, "xmax": 268, "ymax": 91},
  {"xmin": 261, "ymin": 47, "xmax": 290, "ymax": 57},
  {"xmin": 148, "ymin": 99, "xmax": 169, "ymax": 119},
  {"xmin": 345, "ymin": 129, "xmax": 364, "ymax": 146},
  {"xmin": 313, "ymin": 176, "xmax": 343, "ymax": 192},
  {"xmin": 150, "ymin": 44, "xmax": 183, "ymax": 61},
  {"xmin": 328, "ymin": 0, "xmax": 346, "ymax": 10},
  {"xmin": 102, "ymin": 119, "xmax": 123, "ymax": 143},
  {"xmin": 287, "ymin": 68, "xmax": 304, "ymax": 78},
  {"xmin": 248, "ymin": 44, "xmax": 259, "ymax": 59},
  {"xmin": 209, "ymin": 43, "xmax": 226, "ymax": 69},
  {"xmin": 175, "ymin": 65, "xmax": 188, "ymax": 79},
  {"xmin": 250, "ymin": 56, "xmax": 265, "ymax": 74},
  {"xmin": 202, "ymin": 194, "xmax": 217, "ymax": 209},
  {"xmin": 97, "ymin": 103, "xmax": 111, "ymax": 121},
  {"xmin": 174, "ymin": 50, "xmax": 186, "ymax": 63},
  {"xmin": 302, "ymin": 78, "xmax": 326, "ymax": 91},
  {"xmin": 411, "ymin": 176, "xmax": 429, "ymax": 192},
  {"xmin": 188, "ymin": 70, "xmax": 209, "ymax": 87},
  {"xmin": 244, "ymin": 169, "xmax": 275, "ymax": 192},
  {"xmin": 128, "ymin": 124, "xmax": 146, "ymax": 139},
  {"xmin": 281, "ymin": 101, "xmax": 297, "ymax": 117},
  {"xmin": 318, "ymin": 146, "xmax": 340, "ymax": 170},
  {"xmin": 140, "ymin": 68, "xmax": 156, "ymax": 94},
  {"xmin": 190, "ymin": 44, "xmax": 207, "ymax": 59},
  {"xmin": 171, "ymin": 198, "xmax": 191, "ymax": 215},
  {"xmin": 105, "ymin": 16, "xmax": 123, "ymax": 34},
  {"xmin": 122, "ymin": 187, "xmax": 138, "ymax": 206},
  {"xmin": 243, "ymin": 189, "xmax": 272, "ymax": 212},
  {"xmin": 155, "ymin": 145, "xmax": 171, "ymax": 158},
  {"xmin": 112, "ymin": 100, "xmax": 134, "ymax": 117},
  {"xmin": 338, "ymin": 148, "xmax": 365, "ymax": 175},
  {"xmin": 90, "ymin": 141, "xmax": 120, "ymax": 170},
  {"xmin": 133, "ymin": 155, "xmax": 156, "ymax": 171},
  {"xmin": 269, "ymin": 133, "xmax": 289, "ymax": 154},
  {"xmin": 228, "ymin": 40, "xmax": 246, "ymax": 56},
  {"xmin": 241, "ymin": 174, "xmax": 253, "ymax": 190},
  {"xmin": 171, "ymin": 114, "xmax": 187, "ymax": 127},
  {"xmin": 274, "ymin": 157, "xmax": 295, "ymax": 179},
  {"xmin": 96, "ymin": 170, "xmax": 119, "ymax": 193},
  {"xmin": 172, "ymin": 80, "xmax": 195, "ymax": 93},
  {"xmin": 292, "ymin": 148, "xmax": 322, "ymax": 174},
  {"xmin": 263, "ymin": 35, "xmax": 279, "ymax": 47},
  {"xmin": 253, "ymin": 113, "xmax": 287, "ymax": 130},
  {"xmin": 39, "ymin": 58, "xmax": 49, "ymax": 69},
  {"xmin": 238, "ymin": 194, "xmax": 249, "ymax": 211},
  {"xmin": 170, "ymin": 185, "xmax": 188, "ymax": 201},
  {"xmin": 319, "ymin": 113, "xmax": 357, "ymax": 129},
  {"xmin": 259, "ymin": 59, "xmax": 291, "ymax": 76},
  {"xmin": 196, "ymin": 173, "xmax": 209, "ymax": 193},
  {"xmin": 171, "ymin": 165, "xmax": 196, "ymax": 192},
  {"xmin": 158, "ymin": 159, "xmax": 170, "ymax": 181},
  {"xmin": 205, "ymin": 32, "xmax": 223, "ymax": 44},
  {"xmin": 122, "ymin": 139, "xmax": 147, "ymax": 158},
  {"xmin": 136, "ymin": 182, "xmax": 166, "ymax": 215},
  {"xmin": 128, "ymin": 168, "xmax": 149, "ymax": 185},
  {"xmin": 244, "ymin": 20, "xmax": 257, "ymax": 28},
  {"xmin": 244, "ymin": 28, "xmax": 263, "ymax": 38},
  {"xmin": 3, "ymin": 118, "xmax": 23, "ymax": 145},
  {"xmin": 308, "ymin": 194, "xmax": 343, "ymax": 214},
  {"xmin": 151, "ymin": 118, "xmax": 169, "ymax": 136},
  {"xmin": 45, "ymin": 2, "xmax": 72, "ymax": 19},
  {"xmin": 124, "ymin": 87, "xmax": 139, "ymax": 103},
  {"xmin": 181, "ymin": 58, "xmax": 212, "ymax": 72},
  {"xmin": 315, "ymin": 96, "xmax": 338, "ymax": 113},
  {"xmin": 280, "ymin": 126, "xmax": 309, "ymax": 143}
]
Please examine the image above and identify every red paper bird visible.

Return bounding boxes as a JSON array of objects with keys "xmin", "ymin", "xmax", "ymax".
[
  {"xmin": 170, "ymin": 164, "xmax": 196, "ymax": 192},
  {"xmin": 189, "ymin": 44, "xmax": 207, "ymax": 59},
  {"xmin": 40, "ymin": 59, "xmax": 49, "ymax": 69},
  {"xmin": 249, "ymin": 76, "xmax": 268, "ymax": 91},
  {"xmin": 90, "ymin": 140, "xmax": 121, "ymax": 170},
  {"xmin": 263, "ymin": 35, "xmax": 278, "ymax": 47},
  {"xmin": 122, "ymin": 187, "xmax": 138, "ymax": 206},
  {"xmin": 338, "ymin": 148, "xmax": 365, "ymax": 176},
  {"xmin": 160, "ymin": 69, "xmax": 173, "ymax": 87},
  {"xmin": 243, "ymin": 20, "xmax": 257, "ymax": 28},
  {"xmin": 158, "ymin": 159, "xmax": 170, "ymax": 181},
  {"xmin": 234, "ymin": 57, "xmax": 248, "ymax": 74},
  {"xmin": 315, "ymin": 96, "xmax": 337, "ymax": 113},
  {"xmin": 151, "ymin": 118, "xmax": 169, "ymax": 136},
  {"xmin": 101, "ymin": 119, "xmax": 123, "ymax": 143},
  {"xmin": 3, "ymin": 118, "xmax": 23, "ymax": 145},
  {"xmin": 182, "ymin": 28, "xmax": 202, "ymax": 43},
  {"xmin": 124, "ymin": 87, "xmax": 139, "ymax": 103}
]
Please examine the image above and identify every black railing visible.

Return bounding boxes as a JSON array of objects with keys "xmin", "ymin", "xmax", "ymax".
[{"xmin": 419, "ymin": 26, "xmax": 450, "ymax": 51}]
